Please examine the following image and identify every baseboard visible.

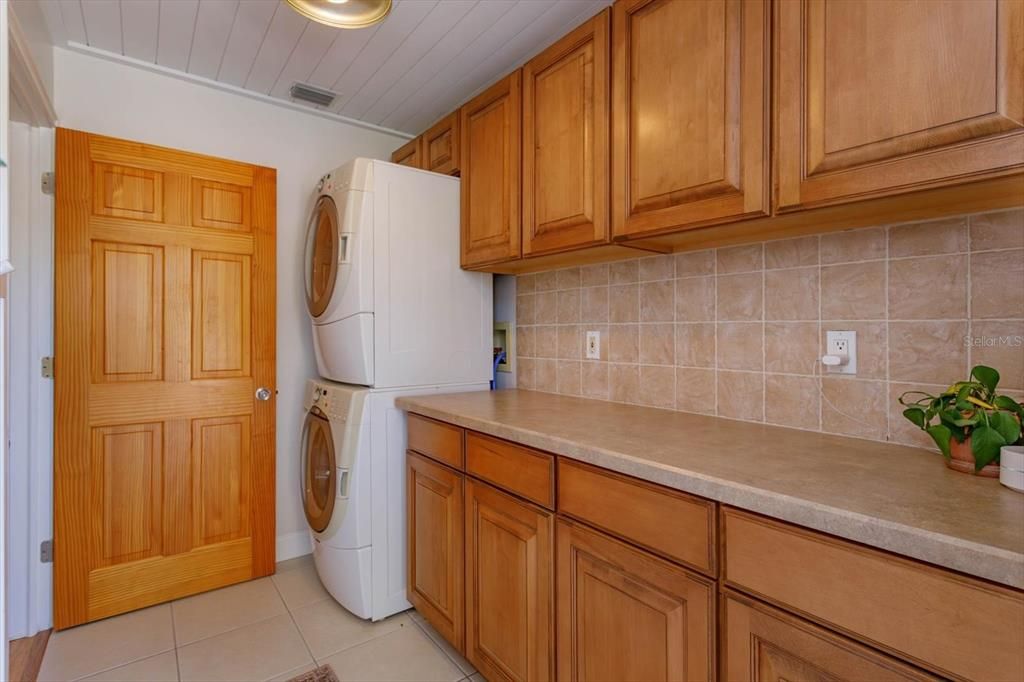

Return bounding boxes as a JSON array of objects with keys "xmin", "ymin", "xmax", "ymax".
[{"xmin": 276, "ymin": 530, "xmax": 313, "ymax": 563}]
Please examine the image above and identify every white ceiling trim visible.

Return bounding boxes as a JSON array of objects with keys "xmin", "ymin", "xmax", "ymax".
[{"xmin": 60, "ymin": 41, "xmax": 414, "ymax": 140}]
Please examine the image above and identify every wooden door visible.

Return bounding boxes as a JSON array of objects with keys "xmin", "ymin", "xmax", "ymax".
[
  {"xmin": 54, "ymin": 128, "xmax": 276, "ymax": 629},
  {"xmin": 407, "ymin": 451, "xmax": 465, "ymax": 651},
  {"xmin": 555, "ymin": 518, "xmax": 714, "ymax": 682},
  {"xmin": 775, "ymin": 0, "xmax": 1024, "ymax": 210},
  {"xmin": 522, "ymin": 10, "xmax": 609, "ymax": 256},
  {"xmin": 721, "ymin": 594, "xmax": 938, "ymax": 681},
  {"xmin": 611, "ymin": 0, "xmax": 769, "ymax": 239},
  {"xmin": 460, "ymin": 71, "xmax": 522, "ymax": 268},
  {"xmin": 391, "ymin": 137, "xmax": 423, "ymax": 168},
  {"xmin": 465, "ymin": 479, "xmax": 553, "ymax": 682},
  {"xmin": 423, "ymin": 113, "xmax": 460, "ymax": 176}
]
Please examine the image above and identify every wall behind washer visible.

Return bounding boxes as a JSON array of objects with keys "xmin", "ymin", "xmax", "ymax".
[{"xmin": 52, "ymin": 47, "xmax": 407, "ymax": 558}]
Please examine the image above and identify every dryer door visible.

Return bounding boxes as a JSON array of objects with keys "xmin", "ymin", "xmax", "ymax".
[
  {"xmin": 301, "ymin": 408, "xmax": 336, "ymax": 533},
  {"xmin": 305, "ymin": 196, "xmax": 339, "ymax": 318}
]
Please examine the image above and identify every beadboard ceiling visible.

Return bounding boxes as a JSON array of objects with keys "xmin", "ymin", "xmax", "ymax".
[{"xmin": 36, "ymin": 0, "xmax": 611, "ymax": 135}]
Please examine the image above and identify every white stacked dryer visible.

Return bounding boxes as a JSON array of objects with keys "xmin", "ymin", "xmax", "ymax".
[{"xmin": 300, "ymin": 158, "xmax": 491, "ymax": 621}]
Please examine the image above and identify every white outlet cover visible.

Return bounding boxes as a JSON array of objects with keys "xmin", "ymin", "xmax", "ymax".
[
  {"xmin": 585, "ymin": 330, "xmax": 601, "ymax": 360},
  {"xmin": 825, "ymin": 330, "xmax": 857, "ymax": 374}
]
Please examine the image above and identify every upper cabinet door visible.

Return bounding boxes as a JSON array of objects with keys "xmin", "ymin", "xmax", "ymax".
[
  {"xmin": 611, "ymin": 0, "xmax": 769, "ymax": 240},
  {"xmin": 460, "ymin": 71, "xmax": 522, "ymax": 268},
  {"xmin": 423, "ymin": 113, "xmax": 461, "ymax": 176},
  {"xmin": 522, "ymin": 10, "xmax": 610, "ymax": 256},
  {"xmin": 775, "ymin": 0, "xmax": 1024, "ymax": 210},
  {"xmin": 391, "ymin": 137, "xmax": 423, "ymax": 168}
]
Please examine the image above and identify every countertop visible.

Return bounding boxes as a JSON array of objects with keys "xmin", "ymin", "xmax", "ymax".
[{"xmin": 396, "ymin": 389, "xmax": 1024, "ymax": 590}]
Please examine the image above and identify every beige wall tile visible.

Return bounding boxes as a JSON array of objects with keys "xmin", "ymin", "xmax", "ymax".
[
  {"xmin": 535, "ymin": 358, "xmax": 557, "ymax": 393},
  {"xmin": 765, "ymin": 267, "xmax": 818, "ymax": 320},
  {"xmin": 558, "ymin": 289, "xmax": 581, "ymax": 323},
  {"xmin": 640, "ymin": 324, "xmax": 675, "ymax": 365},
  {"xmin": 765, "ymin": 236, "xmax": 819, "ymax": 269},
  {"xmin": 889, "ymin": 382, "xmax": 946, "ymax": 450},
  {"xmin": 821, "ymin": 321, "xmax": 887, "ymax": 380},
  {"xmin": 889, "ymin": 321, "xmax": 968, "ymax": 384},
  {"xmin": 821, "ymin": 227, "xmax": 886, "ymax": 264},
  {"xmin": 639, "ymin": 254, "xmax": 675, "ymax": 281},
  {"xmin": 609, "ymin": 364, "xmax": 640, "ymax": 403},
  {"xmin": 675, "ymin": 276, "xmax": 715, "ymax": 321},
  {"xmin": 608, "ymin": 324, "xmax": 639, "ymax": 363},
  {"xmin": 676, "ymin": 367, "xmax": 717, "ymax": 414},
  {"xmin": 517, "ymin": 358, "xmax": 536, "ymax": 390},
  {"xmin": 535, "ymin": 290, "xmax": 558, "ymax": 324},
  {"xmin": 717, "ymin": 272, "xmax": 763, "ymax": 321},
  {"xmin": 765, "ymin": 374, "xmax": 820, "ymax": 430},
  {"xmin": 610, "ymin": 259, "xmax": 639, "ymax": 284},
  {"xmin": 821, "ymin": 262, "xmax": 886, "ymax": 320},
  {"xmin": 971, "ymin": 249, "xmax": 1024, "ymax": 319},
  {"xmin": 970, "ymin": 209, "xmax": 1024, "ymax": 251},
  {"xmin": 517, "ymin": 326, "xmax": 535, "ymax": 357},
  {"xmin": 970, "ymin": 320, "xmax": 1024, "ymax": 390},
  {"xmin": 518, "ymin": 274, "xmax": 537, "ymax": 294},
  {"xmin": 557, "ymin": 325, "xmax": 581, "ymax": 359},
  {"xmin": 718, "ymin": 371, "xmax": 764, "ymax": 421},
  {"xmin": 517, "ymin": 294, "xmax": 535, "ymax": 325},
  {"xmin": 717, "ymin": 244, "xmax": 763, "ymax": 273},
  {"xmin": 889, "ymin": 217, "xmax": 968, "ymax": 257},
  {"xmin": 536, "ymin": 270, "xmax": 559, "ymax": 291},
  {"xmin": 535, "ymin": 326, "xmax": 557, "ymax": 359},
  {"xmin": 821, "ymin": 378, "xmax": 887, "ymax": 440},
  {"xmin": 581, "ymin": 362, "xmax": 610, "ymax": 400},
  {"xmin": 557, "ymin": 267, "xmax": 581, "ymax": 290},
  {"xmin": 676, "ymin": 323, "xmax": 715, "ymax": 368},
  {"xmin": 639, "ymin": 365, "xmax": 675, "ymax": 408},
  {"xmin": 718, "ymin": 322, "xmax": 764, "ymax": 371},
  {"xmin": 580, "ymin": 263, "xmax": 610, "ymax": 286},
  {"xmin": 557, "ymin": 360, "xmax": 582, "ymax": 395},
  {"xmin": 609, "ymin": 283, "xmax": 639, "ymax": 322},
  {"xmin": 888, "ymin": 254, "xmax": 967, "ymax": 320},
  {"xmin": 581, "ymin": 286, "xmax": 609, "ymax": 322},
  {"xmin": 675, "ymin": 249, "xmax": 716, "ymax": 277},
  {"xmin": 640, "ymin": 280, "xmax": 675, "ymax": 321},
  {"xmin": 765, "ymin": 322, "xmax": 818, "ymax": 375}
]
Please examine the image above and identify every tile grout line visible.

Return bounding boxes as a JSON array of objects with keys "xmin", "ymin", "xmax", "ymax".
[
  {"xmin": 171, "ymin": 602, "xmax": 182, "ymax": 682},
  {"xmin": 269, "ymin": 572, "xmax": 319, "ymax": 668}
]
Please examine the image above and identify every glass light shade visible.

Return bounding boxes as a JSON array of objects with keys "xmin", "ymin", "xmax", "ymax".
[{"xmin": 285, "ymin": 0, "xmax": 392, "ymax": 29}]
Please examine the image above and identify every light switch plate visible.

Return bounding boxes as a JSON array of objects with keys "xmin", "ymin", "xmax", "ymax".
[{"xmin": 585, "ymin": 331, "xmax": 601, "ymax": 360}]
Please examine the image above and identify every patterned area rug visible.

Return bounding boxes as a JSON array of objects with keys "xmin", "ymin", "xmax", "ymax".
[{"xmin": 286, "ymin": 665, "xmax": 340, "ymax": 682}]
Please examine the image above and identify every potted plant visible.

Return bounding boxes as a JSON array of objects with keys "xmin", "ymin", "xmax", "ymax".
[{"xmin": 899, "ymin": 365, "xmax": 1024, "ymax": 477}]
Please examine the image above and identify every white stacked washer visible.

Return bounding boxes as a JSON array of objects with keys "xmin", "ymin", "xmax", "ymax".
[{"xmin": 300, "ymin": 158, "xmax": 491, "ymax": 621}]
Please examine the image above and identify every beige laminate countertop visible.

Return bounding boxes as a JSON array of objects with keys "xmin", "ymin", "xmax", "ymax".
[{"xmin": 396, "ymin": 389, "xmax": 1024, "ymax": 590}]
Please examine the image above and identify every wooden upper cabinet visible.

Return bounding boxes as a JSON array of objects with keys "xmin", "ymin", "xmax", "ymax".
[
  {"xmin": 423, "ymin": 113, "xmax": 461, "ymax": 176},
  {"xmin": 522, "ymin": 10, "xmax": 610, "ymax": 256},
  {"xmin": 391, "ymin": 137, "xmax": 423, "ymax": 168},
  {"xmin": 775, "ymin": 0, "xmax": 1024, "ymax": 210},
  {"xmin": 611, "ymin": 0, "xmax": 769, "ymax": 240},
  {"xmin": 460, "ymin": 71, "xmax": 522, "ymax": 268}
]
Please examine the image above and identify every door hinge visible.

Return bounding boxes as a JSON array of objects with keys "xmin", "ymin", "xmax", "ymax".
[
  {"xmin": 41, "ymin": 356, "xmax": 54, "ymax": 378},
  {"xmin": 40, "ymin": 540, "xmax": 53, "ymax": 563},
  {"xmin": 41, "ymin": 171, "xmax": 55, "ymax": 195}
]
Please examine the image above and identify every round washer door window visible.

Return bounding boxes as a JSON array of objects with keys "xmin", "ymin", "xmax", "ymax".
[
  {"xmin": 305, "ymin": 195, "xmax": 338, "ymax": 318},
  {"xmin": 302, "ymin": 409, "xmax": 336, "ymax": 533}
]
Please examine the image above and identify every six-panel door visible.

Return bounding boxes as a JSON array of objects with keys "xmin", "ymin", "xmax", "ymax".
[
  {"xmin": 465, "ymin": 478, "xmax": 554, "ymax": 682},
  {"xmin": 54, "ymin": 128, "xmax": 276, "ymax": 628}
]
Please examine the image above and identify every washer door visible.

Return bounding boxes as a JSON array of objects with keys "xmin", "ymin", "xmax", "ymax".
[
  {"xmin": 301, "ymin": 408, "xmax": 336, "ymax": 533},
  {"xmin": 304, "ymin": 195, "xmax": 338, "ymax": 318}
]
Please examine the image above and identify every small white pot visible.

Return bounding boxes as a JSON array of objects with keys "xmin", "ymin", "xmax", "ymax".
[{"xmin": 999, "ymin": 445, "xmax": 1024, "ymax": 493}]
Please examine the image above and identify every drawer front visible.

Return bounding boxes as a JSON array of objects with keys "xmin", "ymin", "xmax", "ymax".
[
  {"xmin": 557, "ymin": 459, "xmax": 715, "ymax": 575},
  {"xmin": 723, "ymin": 508, "xmax": 1024, "ymax": 681},
  {"xmin": 407, "ymin": 413, "xmax": 464, "ymax": 469},
  {"xmin": 466, "ymin": 432, "xmax": 555, "ymax": 509}
]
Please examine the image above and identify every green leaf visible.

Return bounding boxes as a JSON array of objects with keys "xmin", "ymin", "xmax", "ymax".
[
  {"xmin": 971, "ymin": 365, "xmax": 1000, "ymax": 394},
  {"xmin": 994, "ymin": 395, "xmax": 1024, "ymax": 419},
  {"xmin": 971, "ymin": 425, "xmax": 1006, "ymax": 470},
  {"xmin": 990, "ymin": 411, "xmax": 1022, "ymax": 446},
  {"xmin": 902, "ymin": 407, "xmax": 927, "ymax": 429},
  {"xmin": 925, "ymin": 424, "xmax": 953, "ymax": 460}
]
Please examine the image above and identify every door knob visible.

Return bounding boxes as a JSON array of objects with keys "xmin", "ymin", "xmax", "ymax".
[{"xmin": 256, "ymin": 387, "xmax": 273, "ymax": 401}]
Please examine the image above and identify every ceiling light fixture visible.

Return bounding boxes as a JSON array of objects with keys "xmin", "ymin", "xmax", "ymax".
[{"xmin": 285, "ymin": 0, "xmax": 392, "ymax": 29}]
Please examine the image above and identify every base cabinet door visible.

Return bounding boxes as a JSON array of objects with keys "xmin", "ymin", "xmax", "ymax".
[
  {"xmin": 407, "ymin": 451, "xmax": 464, "ymax": 651},
  {"xmin": 555, "ymin": 519, "xmax": 714, "ymax": 682},
  {"xmin": 722, "ymin": 594, "xmax": 938, "ymax": 682},
  {"xmin": 465, "ymin": 479, "xmax": 554, "ymax": 682}
]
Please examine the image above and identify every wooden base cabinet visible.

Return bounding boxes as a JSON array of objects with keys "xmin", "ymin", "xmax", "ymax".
[
  {"xmin": 465, "ymin": 479, "xmax": 554, "ymax": 682},
  {"xmin": 555, "ymin": 519, "xmax": 715, "ymax": 682},
  {"xmin": 406, "ymin": 452, "xmax": 464, "ymax": 651}
]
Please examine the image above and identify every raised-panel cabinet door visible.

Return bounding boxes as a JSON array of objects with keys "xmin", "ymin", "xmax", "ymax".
[
  {"xmin": 407, "ymin": 451, "xmax": 465, "ymax": 651},
  {"xmin": 460, "ymin": 71, "xmax": 522, "ymax": 268},
  {"xmin": 722, "ymin": 594, "xmax": 939, "ymax": 681},
  {"xmin": 555, "ymin": 519, "xmax": 715, "ymax": 682},
  {"xmin": 611, "ymin": 0, "xmax": 769, "ymax": 239},
  {"xmin": 423, "ymin": 112, "xmax": 461, "ymax": 176},
  {"xmin": 775, "ymin": 0, "xmax": 1024, "ymax": 209},
  {"xmin": 465, "ymin": 479, "xmax": 554, "ymax": 682},
  {"xmin": 522, "ymin": 10, "xmax": 610, "ymax": 256},
  {"xmin": 391, "ymin": 136, "xmax": 423, "ymax": 168}
]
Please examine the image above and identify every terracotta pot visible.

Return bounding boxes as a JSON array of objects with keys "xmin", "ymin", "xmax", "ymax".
[{"xmin": 948, "ymin": 437, "xmax": 1000, "ymax": 477}]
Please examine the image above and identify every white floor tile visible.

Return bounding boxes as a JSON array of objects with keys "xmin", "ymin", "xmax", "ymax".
[
  {"xmin": 271, "ymin": 562, "xmax": 332, "ymax": 611},
  {"xmin": 292, "ymin": 599, "xmax": 409, "ymax": 660},
  {"xmin": 413, "ymin": 617, "xmax": 477, "ymax": 676},
  {"xmin": 172, "ymin": 577, "xmax": 287, "ymax": 645},
  {"xmin": 176, "ymin": 614, "xmax": 313, "ymax": 682},
  {"xmin": 80, "ymin": 651, "xmax": 179, "ymax": 682},
  {"xmin": 275, "ymin": 554, "xmax": 313, "ymax": 574},
  {"xmin": 317, "ymin": 626, "xmax": 464, "ymax": 682}
]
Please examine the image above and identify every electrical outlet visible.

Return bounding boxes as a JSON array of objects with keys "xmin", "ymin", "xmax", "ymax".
[
  {"xmin": 825, "ymin": 330, "xmax": 857, "ymax": 374},
  {"xmin": 585, "ymin": 331, "xmax": 601, "ymax": 360}
]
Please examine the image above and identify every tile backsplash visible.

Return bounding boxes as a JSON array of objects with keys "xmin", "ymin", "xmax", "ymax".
[{"xmin": 515, "ymin": 208, "xmax": 1024, "ymax": 449}]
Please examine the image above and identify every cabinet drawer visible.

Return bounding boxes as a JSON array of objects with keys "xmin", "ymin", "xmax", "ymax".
[
  {"xmin": 466, "ymin": 432, "xmax": 554, "ymax": 509},
  {"xmin": 557, "ymin": 459, "xmax": 715, "ymax": 575},
  {"xmin": 723, "ymin": 508, "xmax": 1024, "ymax": 681},
  {"xmin": 407, "ymin": 414, "xmax": 463, "ymax": 469}
]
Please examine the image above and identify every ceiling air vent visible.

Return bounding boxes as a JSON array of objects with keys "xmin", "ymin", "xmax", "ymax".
[{"xmin": 290, "ymin": 82, "xmax": 337, "ymax": 107}]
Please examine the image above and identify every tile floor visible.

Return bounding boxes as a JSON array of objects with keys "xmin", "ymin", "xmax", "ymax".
[{"xmin": 37, "ymin": 556, "xmax": 481, "ymax": 682}]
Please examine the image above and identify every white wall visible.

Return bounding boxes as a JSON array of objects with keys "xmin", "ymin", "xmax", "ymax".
[{"xmin": 52, "ymin": 47, "xmax": 406, "ymax": 559}]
